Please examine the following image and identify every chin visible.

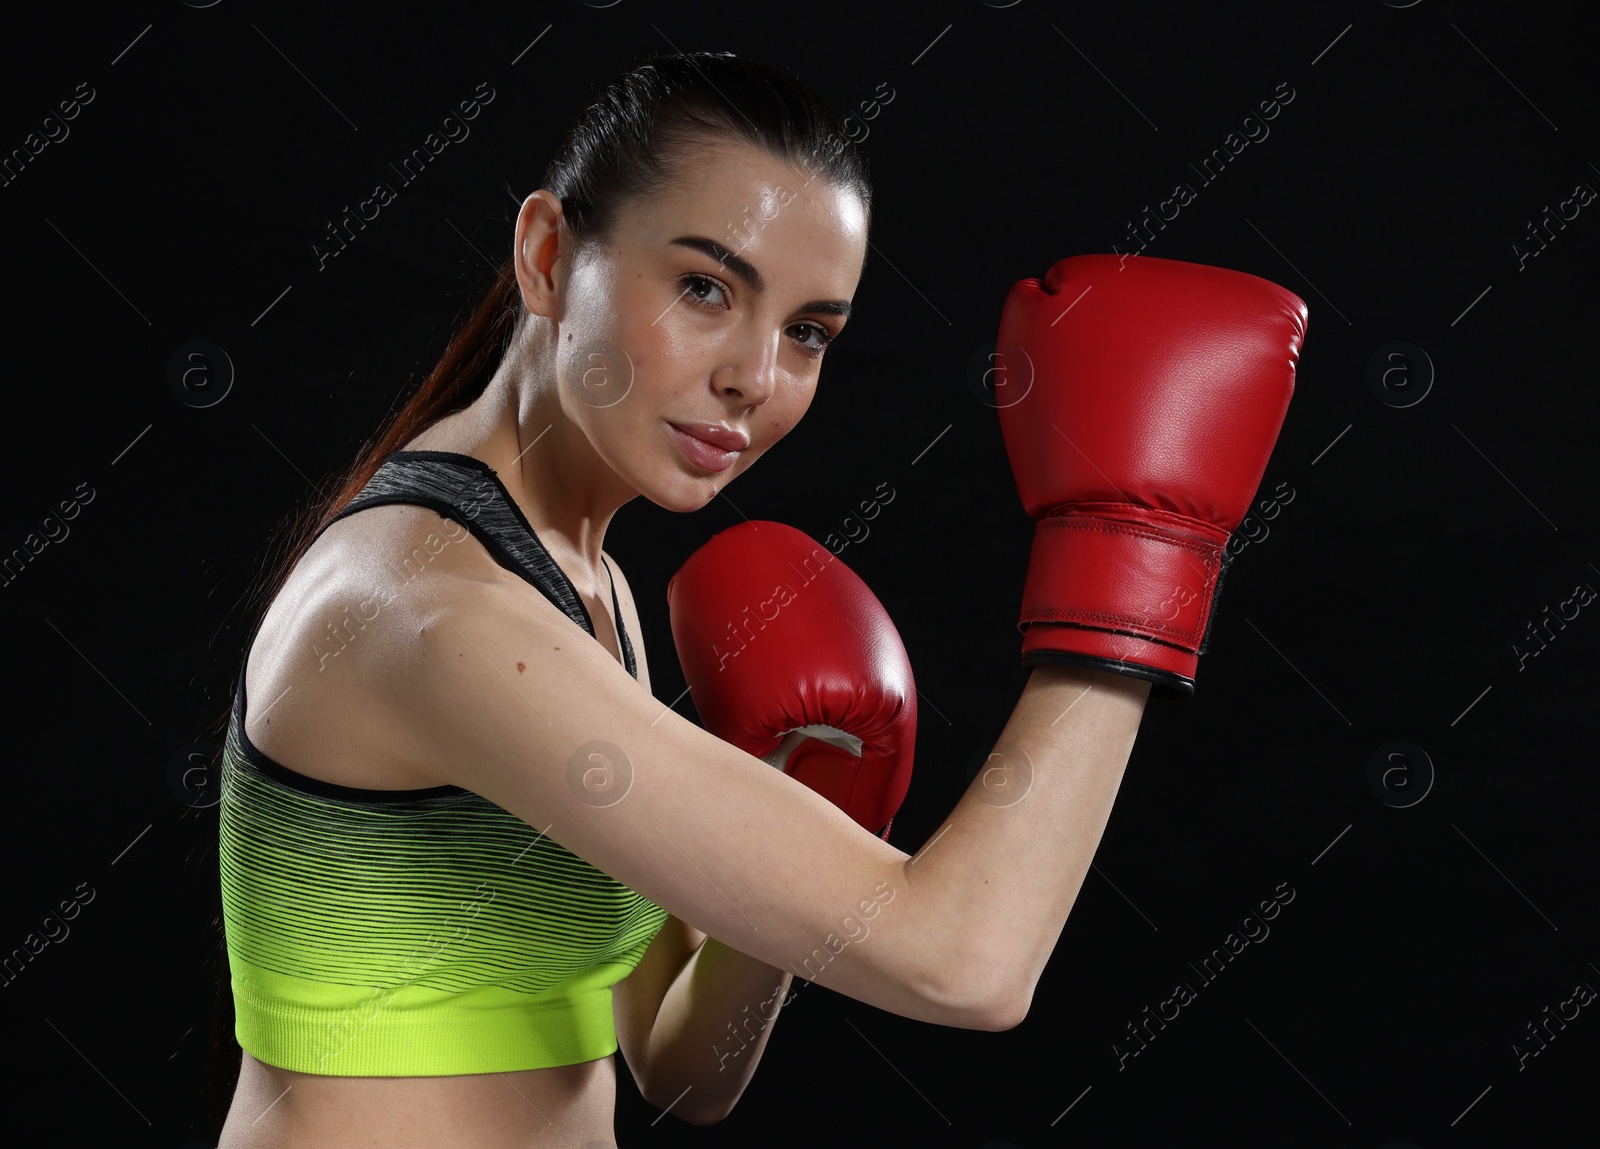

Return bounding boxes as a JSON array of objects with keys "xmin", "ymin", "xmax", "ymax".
[{"xmin": 647, "ymin": 476, "xmax": 726, "ymax": 515}]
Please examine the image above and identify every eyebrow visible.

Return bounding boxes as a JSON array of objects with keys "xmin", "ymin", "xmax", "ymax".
[{"xmin": 669, "ymin": 235, "xmax": 853, "ymax": 319}]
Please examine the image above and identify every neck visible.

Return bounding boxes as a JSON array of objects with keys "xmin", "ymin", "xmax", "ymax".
[{"xmin": 422, "ymin": 322, "xmax": 639, "ymax": 585}]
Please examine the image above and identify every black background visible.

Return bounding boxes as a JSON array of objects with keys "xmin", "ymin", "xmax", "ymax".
[{"xmin": 1, "ymin": 1, "xmax": 1596, "ymax": 1146}]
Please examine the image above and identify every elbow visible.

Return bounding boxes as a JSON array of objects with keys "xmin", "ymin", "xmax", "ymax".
[
  {"xmin": 923, "ymin": 946, "xmax": 1034, "ymax": 1032},
  {"xmin": 675, "ymin": 1106, "xmax": 731, "ymax": 1127},
  {"xmin": 977, "ymin": 983, "xmax": 1033, "ymax": 1032},
  {"xmin": 664, "ymin": 1096, "xmax": 735, "ymax": 1127},
  {"xmin": 957, "ymin": 973, "xmax": 1030, "ymax": 1032},
  {"xmin": 643, "ymin": 1084, "xmax": 734, "ymax": 1126}
]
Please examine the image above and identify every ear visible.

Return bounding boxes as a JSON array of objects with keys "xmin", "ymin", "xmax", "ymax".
[{"xmin": 514, "ymin": 190, "xmax": 568, "ymax": 319}]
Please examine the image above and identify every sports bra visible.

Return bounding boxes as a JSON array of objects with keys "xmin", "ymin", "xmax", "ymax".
[{"xmin": 218, "ymin": 449, "xmax": 670, "ymax": 1077}]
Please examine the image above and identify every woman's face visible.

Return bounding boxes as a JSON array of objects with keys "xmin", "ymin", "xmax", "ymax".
[{"xmin": 537, "ymin": 139, "xmax": 869, "ymax": 512}]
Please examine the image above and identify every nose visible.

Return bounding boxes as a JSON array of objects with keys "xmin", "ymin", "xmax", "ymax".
[{"xmin": 715, "ymin": 329, "xmax": 779, "ymax": 408}]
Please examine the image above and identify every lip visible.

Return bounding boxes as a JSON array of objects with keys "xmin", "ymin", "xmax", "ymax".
[
  {"xmin": 666, "ymin": 422, "xmax": 744, "ymax": 474},
  {"xmin": 668, "ymin": 421, "xmax": 750, "ymax": 451}
]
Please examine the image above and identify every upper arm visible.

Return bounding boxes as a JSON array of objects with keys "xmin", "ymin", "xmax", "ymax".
[{"xmin": 385, "ymin": 574, "xmax": 960, "ymax": 1023}]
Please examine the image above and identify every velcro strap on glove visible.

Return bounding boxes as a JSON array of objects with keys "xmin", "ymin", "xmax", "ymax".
[{"xmin": 1019, "ymin": 503, "xmax": 1230, "ymax": 652}]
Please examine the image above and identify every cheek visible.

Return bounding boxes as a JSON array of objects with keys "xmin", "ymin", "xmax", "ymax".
[
  {"xmin": 620, "ymin": 318, "xmax": 704, "ymax": 399},
  {"xmin": 739, "ymin": 387, "xmax": 812, "ymax": 463},
  {"xmin": 775, "ymin": 377, "xmax": 818, "ymax": 428},
  {"xmin": 622, "ymin": 274, "xmax": 690, "ymax": 347}
]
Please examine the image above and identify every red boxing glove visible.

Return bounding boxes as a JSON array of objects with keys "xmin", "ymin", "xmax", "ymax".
[
  {"xmin": 667, "ymin": 522, "xmax": 915, "ymax": 839},
  {"xmin": 994, "ymin": 254, "xmax": 1308, "ymax": 697}
]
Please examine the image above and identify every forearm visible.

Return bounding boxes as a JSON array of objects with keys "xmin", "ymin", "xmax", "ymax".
[
  {"xmin": 900, "ymin": 664, "xmax": 1151, "ymax": 1024},
  {"xmin": 642, "ymin": 935, "xmax": 794, "ymax": 1125}
]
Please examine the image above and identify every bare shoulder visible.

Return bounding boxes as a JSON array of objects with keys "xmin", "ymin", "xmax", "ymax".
[{"xmin": 243, "ymin": 503, "xmax": 521, "ymax": 789}]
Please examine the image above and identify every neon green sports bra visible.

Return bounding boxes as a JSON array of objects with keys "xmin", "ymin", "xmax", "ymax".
[{"xmin": 218, "ymin": 450, "xmax": 669, "ymax": 1077}]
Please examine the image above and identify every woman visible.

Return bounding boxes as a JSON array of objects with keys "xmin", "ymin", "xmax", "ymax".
[{"xmin": 210, "ymin": 50, "xmax": 1288, "ymax": 1148}]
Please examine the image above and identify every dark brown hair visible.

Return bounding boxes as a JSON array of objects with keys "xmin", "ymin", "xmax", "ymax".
[{"xmin": 202, "ymin": 49, "xmax": 870, "ymax": 1129}]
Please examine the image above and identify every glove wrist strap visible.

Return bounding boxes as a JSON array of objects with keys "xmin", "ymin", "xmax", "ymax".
[{"xmin": 1017, "ymin": 504, "xmax": 1231, "ymax": 696}]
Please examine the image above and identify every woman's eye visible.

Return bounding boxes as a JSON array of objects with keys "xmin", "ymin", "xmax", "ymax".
[
  {"xmin": 680, "ymin": 273, "xmax": 728, "ymax": 308},
  {"xmin": 790, "ymin": 322, "xmax": 833, "ymax": 358}
]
